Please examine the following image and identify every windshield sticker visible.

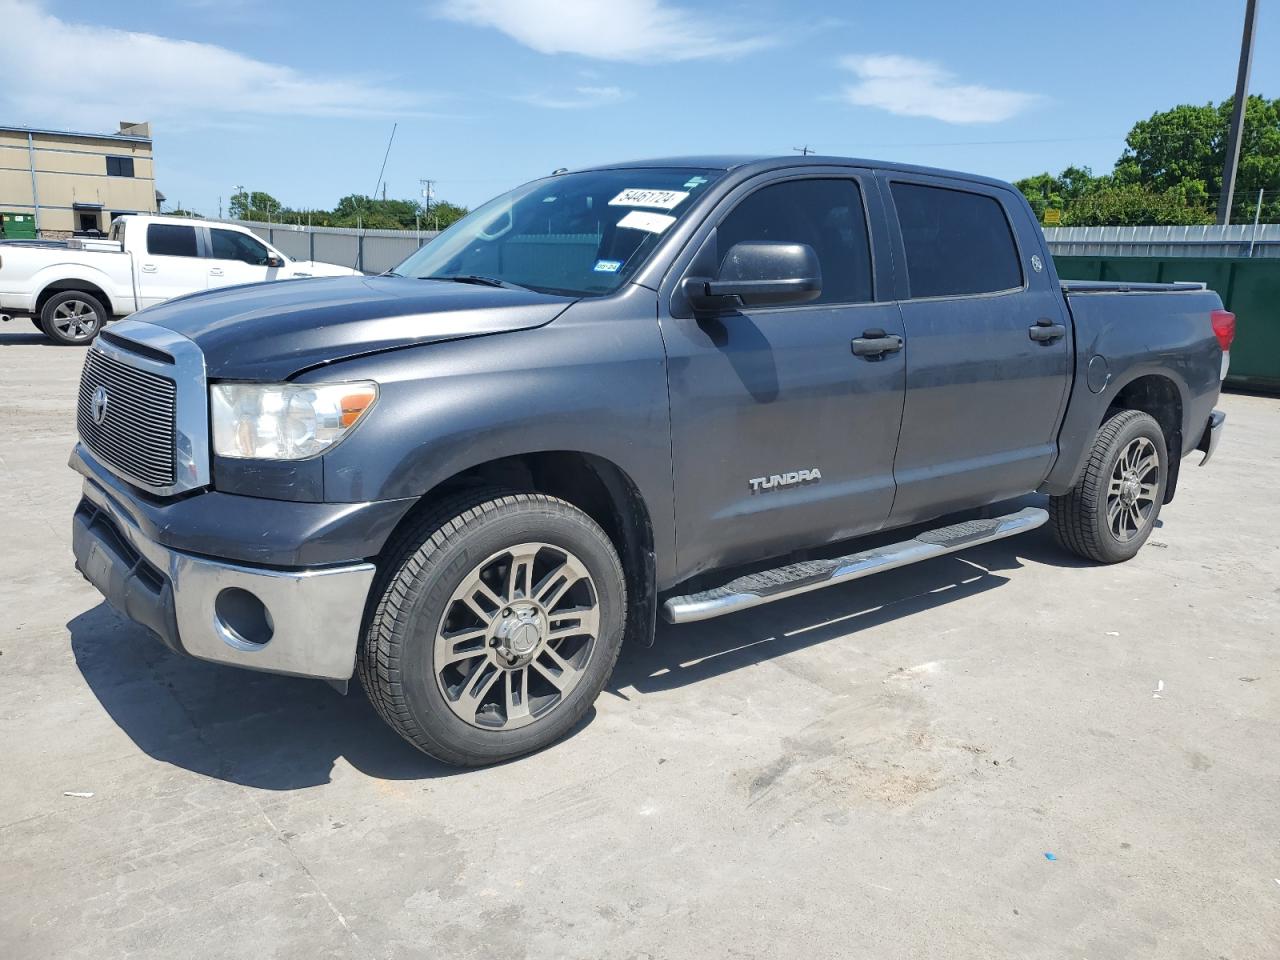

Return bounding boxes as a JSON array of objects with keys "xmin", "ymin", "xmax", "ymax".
[
  {"xmin": 609, "ymin": 188, "xmax": 690, "ymax": 210},
  {"xmin": 683, "ymin": 176, "xmax": 708, "ymax": 189},
  {"xmin": 616, "ymin": 210, "xmax": 677, "ymax": 234},
  {"xmin": 593, "ymin": 259, "xmax": 623, "ymax": 273}
]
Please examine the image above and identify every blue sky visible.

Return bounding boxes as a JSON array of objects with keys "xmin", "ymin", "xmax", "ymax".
[{"xmin": 5, "ymin": 0, "xmax": 1277, "ymax": 216}]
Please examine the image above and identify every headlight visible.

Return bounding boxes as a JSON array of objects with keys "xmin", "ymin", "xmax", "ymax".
[{"xmin": 210, "ymin": 381, "xmax": 378, "ymax": 460}]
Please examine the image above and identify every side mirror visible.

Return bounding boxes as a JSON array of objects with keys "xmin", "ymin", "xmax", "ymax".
[
  {"xmin": 684, "ymin": 240, "xmax": 822, "ymax": 311},
  {"xmin": 266, "ymin": 255, "xmax": 284, "ymax": 268}
]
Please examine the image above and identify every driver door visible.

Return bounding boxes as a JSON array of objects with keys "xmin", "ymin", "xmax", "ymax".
[
  {"xmin": 206, "ymin": 227, "xmax": 280, "ymax": 289},
  {"xmin": 658, "ymin": 171, "xmax": 906, "ymax": 580}
]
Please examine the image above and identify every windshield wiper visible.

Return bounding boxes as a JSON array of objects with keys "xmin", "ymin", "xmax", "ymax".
[{"xmin": 424, "ymin": 274, "xmax": 527, "ymax": 291}]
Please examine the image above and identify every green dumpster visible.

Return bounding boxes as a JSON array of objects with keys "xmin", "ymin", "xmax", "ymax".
[
  {"xmin": 0, "ymin": 212, "xmax": 38, "ymax": 240},
  {"xmin": 1054, "ymin": 255, "xmax": 1280, "ymax": 392}
]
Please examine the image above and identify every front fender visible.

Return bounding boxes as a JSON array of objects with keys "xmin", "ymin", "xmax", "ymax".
[{"xmin": 307, "ymin": 287, "xmax": 680, "ymax": 584}]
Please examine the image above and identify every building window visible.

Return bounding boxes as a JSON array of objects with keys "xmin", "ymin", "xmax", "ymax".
[{"xmin": 106, "ymin": 156, "xmax": 135, "ymax": 178}]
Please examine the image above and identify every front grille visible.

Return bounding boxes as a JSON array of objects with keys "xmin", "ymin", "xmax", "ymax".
[{"xmin": 77, "ymin": 348, "xmax": 177, "ymax": 488}]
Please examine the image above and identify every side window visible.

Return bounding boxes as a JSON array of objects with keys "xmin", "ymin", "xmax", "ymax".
[
  {"xmin": 715, "ymin": 178, "xmax": 873, "ymax": 305},
  {"xmin": 210, "ymin": 228, "xmax": 271, "ymax": 265},
  {"xmin": 106, "ymin": 156, "xmax": 135, "ymax": 177},
  {"xmin": 890, "ymin": 182, "xmax": 1023, "ymax": 298},
  {"xmin": 146, "ymin": 223, "xmax": 198, "ymax": 258}
]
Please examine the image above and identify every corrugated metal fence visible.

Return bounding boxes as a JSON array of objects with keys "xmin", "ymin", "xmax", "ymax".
[
  {"xmin": 1043, "ymin": 224, "xmax": 1280, "ymax": 258},
  {"xmin": 220, "ymin": 219, "xmax": 441, "ymax": 275}
]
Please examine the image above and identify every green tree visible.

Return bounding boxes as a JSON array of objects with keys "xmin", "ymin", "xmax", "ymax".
[
  {"xmin": 1015, "ymin": 165, "xmax": 1101, "ymax": 221},
  {"xmin": 1061, "ymin": 182, "xmax": 1214, "ymax": 226},
  {"xmin": 1116, "ymin": 96, "xmax": 1280, "ymax": 222},
  {"xmin": 227, "ymin": 189, "xmax": 469, "ymax": 231},
  {"xmin": 230, "ymin": 189, "xmax": 282, "ymax": 220}
]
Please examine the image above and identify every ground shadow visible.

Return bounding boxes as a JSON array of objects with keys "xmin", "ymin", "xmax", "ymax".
[
  {"xmin": 611, "ymin": 520, "xmax": 1074, "ymax": 696},
  {"xmin": 72, "ymin": 508, "xmax": 1077, "ymax": 790},
  {"xmin": 0, "ymin": 330, "xmax": 54, "ymax": 346},
  {"xmin": 69, "ymin": 603, "xmax": 471, "ymax": 788}
]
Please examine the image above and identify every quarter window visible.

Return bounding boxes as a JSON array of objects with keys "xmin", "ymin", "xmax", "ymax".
[
  {"xmin": 210, "ymin": 228, "xmax": 271, "ymax": 265},
  {"xmin": 715, "ymin": 179, "xmax": 873, "ymax": 305},
  {"xmin": 146, "ymin": 223, "xmax": 198, "ymax": 258},
  {"xmin": 890, "ymin": 182, "xmax": 1023, "ymax": 298},
  {"xmin": 106, "ymin": 156, "xmax": 135, "ymax": 177}
]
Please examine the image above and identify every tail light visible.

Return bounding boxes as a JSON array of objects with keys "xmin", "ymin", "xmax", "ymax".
[{"xmin": 1211, "ymin": 309, "xmax": 1236, "ymax": 352}]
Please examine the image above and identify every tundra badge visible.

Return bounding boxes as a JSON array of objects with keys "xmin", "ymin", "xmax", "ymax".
[{"xmin": 749, "ymin": 468, "xmax": 822, "ymax": 493}]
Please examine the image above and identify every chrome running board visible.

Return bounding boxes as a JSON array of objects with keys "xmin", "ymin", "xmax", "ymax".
[{"xmin": 661, "ymin": 506, "xmax": 1048, "ymax": 624}]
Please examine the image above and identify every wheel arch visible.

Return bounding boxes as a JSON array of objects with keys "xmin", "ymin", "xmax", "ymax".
[
  {"xmin": 38, "ymin": 279, "xmax": 113, "ymax": 316},
  {"xmin": 1103, "ymin": 372, "xmax": 1185, "ymax": 504},
  {"xmin": 381, "ymin": 450, "xmax": 658, "ymax": 649}
]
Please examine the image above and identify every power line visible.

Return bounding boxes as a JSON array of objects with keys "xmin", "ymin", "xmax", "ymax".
[{"xmin": 372, "ymin": 122, "xmax": 397, "ymax": 200}]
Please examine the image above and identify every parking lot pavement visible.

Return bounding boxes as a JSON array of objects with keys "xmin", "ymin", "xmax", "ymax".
[{"xmin": 0, "ymin": 331, "xmax": 1277, "ymax": 959}]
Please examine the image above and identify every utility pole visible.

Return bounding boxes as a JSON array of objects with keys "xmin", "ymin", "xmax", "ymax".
[
  {"xmin": 1217, "ymin": 0, "xmax": 1259, "ymax": 225},
  {"xmin": 419, "ymin": 178, "xmax": 435, "ymax": 230},
  {"xmin": 793, "ymin": 145, "xmax": 814, "ymax": 156},
  {"xmin": 233, "ymin": 184, "xmax": 244, "ymax": 219}
]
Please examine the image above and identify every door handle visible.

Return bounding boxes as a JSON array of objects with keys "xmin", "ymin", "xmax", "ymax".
[
  {"xmin": 851, "ymin": 329, "xmax": 904, "ymax": 359},
  {"xmin": 1029, "ymin": 319, "xmax": 1066, "ymax": 343},
  {"xmin": 209, "ymin": 268, "xmax": 224, "ymax": 276},
  {"xmin": 140, "ymin": 263, "xmax": 157, "ymax": 273}
]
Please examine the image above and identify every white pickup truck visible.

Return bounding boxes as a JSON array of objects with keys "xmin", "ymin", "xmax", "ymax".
[{"xmin": 0, "ymin": 215, "xmax": 360, "ymax": 344}]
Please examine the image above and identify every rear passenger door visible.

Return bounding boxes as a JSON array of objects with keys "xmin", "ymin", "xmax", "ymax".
[
  {"xmin": 138, "ymin": 223, "xmax": 207, "ymax": 307},
  {"xmin": 660, "ymin": 170, "xmax": 906, "ymax": 579},
  {"xmin": 882, "ymin": 176, "xmax": 1071, "ymax": 525}
]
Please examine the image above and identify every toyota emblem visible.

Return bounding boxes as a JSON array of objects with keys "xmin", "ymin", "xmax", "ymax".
[{"xmin": 91, "ymin": 385, "xmax": 110, "ymax": 425}]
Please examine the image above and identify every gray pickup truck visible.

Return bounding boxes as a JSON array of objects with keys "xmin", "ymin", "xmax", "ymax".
[{"xmin": 70, "ymin": 155, "xmax": 1232, "ymax": 765}]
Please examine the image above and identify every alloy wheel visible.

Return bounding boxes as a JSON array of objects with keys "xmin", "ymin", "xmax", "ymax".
[
  {"xmin": 51, "ymin": 299, "xmax": 99, "ymax": 341},
  {"xmin": 1106, "ymin": 436, "xmax": 1160, "ymax": 542},
  {"xmin": 434, "ymin": 542, "xmax": 600, "ymax": 730}
]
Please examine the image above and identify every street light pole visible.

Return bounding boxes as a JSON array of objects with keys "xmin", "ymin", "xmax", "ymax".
[{"xmin": 1217, "ymin": 0, "xmax": 1259, "ymax": 225}]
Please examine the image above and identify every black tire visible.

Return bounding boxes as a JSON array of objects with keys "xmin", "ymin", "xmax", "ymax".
[
  {"xmin": 1050, "ymin": 409, "xmax": 1168, "ymax": 563},
  {"xmin": 30, "ymin": 318, "xmax": 42, "ymax": 331},
  {"xmin": 39, "ymin": 290, "xmax": 106, "ymax": 345},
  {"xmin": 357, "ymin": 489, "xmax": 627, "ymax": 766}
]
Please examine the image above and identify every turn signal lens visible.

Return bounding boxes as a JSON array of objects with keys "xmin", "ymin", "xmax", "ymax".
[
  {"xmin": 1211, "ymin": 309, "xmax": 1236, "ymax": 352},
  {"xmin": 340, "ymin": 392, "xmax": 376, "ymax": 428}
]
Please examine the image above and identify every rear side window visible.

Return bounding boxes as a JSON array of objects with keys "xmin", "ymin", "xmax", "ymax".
[
  {"xmin": 716, "ymin": 178, "xmax": 873, "ymax": 305},
  {"xmin": 210, "ymin": 228, "xmax": 270, "ymax": 265},
  {"xmin": 890, "ymin": 182, "xmax": 1022, "ymax": 298},
  {"xmin": 147, "ymin": 223, "xmax": 198, "ymax": 258}
]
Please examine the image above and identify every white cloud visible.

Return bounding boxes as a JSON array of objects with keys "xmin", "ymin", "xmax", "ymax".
[
  {"xmin": 840, "ymin": 54, "xmax": 1039, "ymax": 124},
  {"xmin": 516, "ymin": 85, "xmax": 629, "ymax": 109},
  {"xmin": 437, "ymin": 0, "xmax": 773, "ymax": 62},
  {"xmin": 0, "ymin": 0, "xmax": 422, "ymax": 129}
]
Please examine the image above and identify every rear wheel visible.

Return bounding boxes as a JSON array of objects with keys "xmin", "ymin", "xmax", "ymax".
[
  {"xmin": 357, "ymin": 490, "xmax": 626, "ymax": 766},
  {"xmin": 1050, "ymin": 409, "xmax": 1167, "ymax": 563},
  {"xmin": 40, "ymin": 290, "xmax": 106, "ymax": 345}
]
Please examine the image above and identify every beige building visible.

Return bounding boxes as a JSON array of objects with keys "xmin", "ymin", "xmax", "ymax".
[{"xmin": 0, "ymin": 121, "xmax": 158, "ymax": 239}]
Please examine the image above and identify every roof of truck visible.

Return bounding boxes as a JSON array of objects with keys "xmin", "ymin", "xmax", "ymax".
[{"xmin": 575, "ymin": 154, "xmax": 1015, "ymax": 190}]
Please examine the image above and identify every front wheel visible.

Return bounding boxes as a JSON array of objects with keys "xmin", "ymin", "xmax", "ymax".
[
  {"xmin": 40, "ymin": 290, "xmax": 106, "ymax": 345},
  {"xmin": 1050, "ymin": 409, "xmax": 1167, "ymax": 563},
  {"xmin": 357, "ymin": 490, "xmax": 626, "ymax": 766}
]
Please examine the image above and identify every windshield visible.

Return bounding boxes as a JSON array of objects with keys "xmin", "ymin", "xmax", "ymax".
[{"xmin": 393, "ymin": 167, "xmax": 722, "ymax": 296}]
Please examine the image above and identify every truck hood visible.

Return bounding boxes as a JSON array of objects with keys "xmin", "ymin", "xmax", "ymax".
[{"xmin": 123, "ymin": 276, "xmax": 575, "ymax": 380}]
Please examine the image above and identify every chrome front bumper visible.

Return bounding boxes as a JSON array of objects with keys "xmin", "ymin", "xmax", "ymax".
[
  {"xmin": 1198, "ymin": 409, "xmax": 1226, "ymax": 466},
  {"xmin": 73, "ymin": 478, "xmax": 376, "ymax": 681}
]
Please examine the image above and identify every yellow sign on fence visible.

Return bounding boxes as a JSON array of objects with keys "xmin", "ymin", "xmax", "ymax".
[{"xmin": 1043, "ymin": 209, "xmax": 1062, "ymax": 225}]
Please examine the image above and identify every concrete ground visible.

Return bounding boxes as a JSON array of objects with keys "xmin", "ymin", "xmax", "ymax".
[{"xmin": 0, "ymin": 327, "xmax": 1277, "ymax": 960}]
